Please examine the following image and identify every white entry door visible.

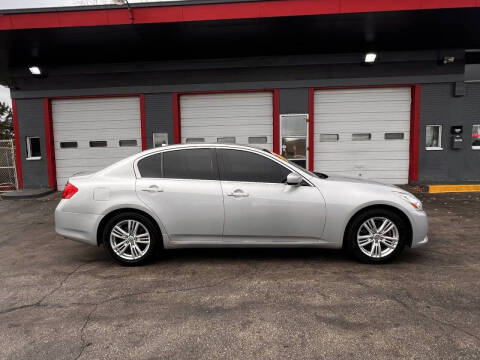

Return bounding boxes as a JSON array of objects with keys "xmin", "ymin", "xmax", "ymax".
[
  {"xmin": 314, "ymin": 87, "xmax": 411, "ymax": 184},
  {"xmin": 180, "ymin": 92, "xmax": 273, "ymax": 150},
  {"xmin": 52, "ymin": 97, "xmax": 142, "ymax": 189}
]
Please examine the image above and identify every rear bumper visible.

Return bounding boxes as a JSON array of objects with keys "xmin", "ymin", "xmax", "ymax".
[
  {"xmin": 55, "ymin": 208, "xmax": 103, "ymax": 246},
  {"xmin": 409, "ymin": 210, "xmax": 429, "ymax": 248}
]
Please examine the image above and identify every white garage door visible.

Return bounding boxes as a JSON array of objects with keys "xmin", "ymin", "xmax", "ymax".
[
  {"xmin": 180, "ymin": 92, "xmax": 273, "ymax": 150},
  {"xmin": 314, "ymin": 87, "xmax": 411, "ymax": 184},
  {"xmin": 52, "ymin": 97, "xmax": 142, "ymax": 189}
]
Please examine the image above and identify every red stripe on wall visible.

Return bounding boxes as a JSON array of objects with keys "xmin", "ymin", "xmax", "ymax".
[
  {"xmin": 172, "ymin": 93, "xmax": 181, "ymax": 144},
  {"xmin": 139, "ymin": 94, "xmax": 147, "ymax": 150},
  {"xmin": 0, "ymin": 0, "xmax": 478, "ymax": 30},
  {"xmin": 409, "ymin": 84, "xmax": 421, "ymax": 183},
  {"xmin": 273, "ymin": 89, "xmax": 280, "ymax": 154},
  {"xmin": 43, "ymin": 98, "xmax": 57, "ymax": 190},
  {"xmin": 11, "ymin": 99, "xmax": 23, "ymax": 189},
  {"xmin": 308, "ymin": 88, "xmax": 315, "ymax": 172}
]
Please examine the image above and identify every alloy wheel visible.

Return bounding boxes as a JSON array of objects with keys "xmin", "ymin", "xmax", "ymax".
[
  {"xmin": 109, "ymin": 219, "xmax": 151, "ymax": 261},
  {"xmin": 356, "ymin": 217, "xmax": 399, "ymax": 259}
]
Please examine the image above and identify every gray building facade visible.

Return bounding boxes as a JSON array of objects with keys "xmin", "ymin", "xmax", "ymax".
[{"xmin": 1, "ymin": 0, "xmax": 480, "ymax": 189}]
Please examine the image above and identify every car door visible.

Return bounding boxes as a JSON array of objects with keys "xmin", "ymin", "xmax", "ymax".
[
  {"xmin": 135, "ymin": 148, "xmax": 224, "ymax": 243},
  {"xmin": 218, "ymin": 148, "xmax": 326, "ymax": 243}
]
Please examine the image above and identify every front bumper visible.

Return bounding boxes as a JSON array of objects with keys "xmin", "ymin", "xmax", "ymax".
[
  {"xmin": 55, "ymin": 207, "xmax": 103, "ymax": 246},
  {"xmin": 409, "ymin": 210, "xmax": 429, "ymax": 248}
]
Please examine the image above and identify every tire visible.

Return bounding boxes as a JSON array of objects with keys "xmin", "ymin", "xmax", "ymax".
[
  {"xmin": 345, "ymin": 208, "xmax": 408, "ymax": 264},
  {"xmin": 102, "ymin": 212, "xmax": 160, "ymax": 266}
]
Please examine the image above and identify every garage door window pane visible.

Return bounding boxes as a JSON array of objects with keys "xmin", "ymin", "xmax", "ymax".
[
  {"xmin": 137, "ymin": 153, "xmax": 162, "ymax": 178},
  {"xmin": 119, "ymin": 140, "xmax": 137, "ymax": 147},
  {"xmin": 472, "ymin": 125, "xmax": 480, "ymax": 149},
  {"xmin": 385, "ymin": 133, "xmax": 404, "ymax": 140},
  {"xmin": 426, "ymin": 125, "xmax": 442, "ymax": 149},
  {"xmin": 248, "ymin": 136, "xmax": 267, "ymax": 144},
  {"xmin": 319, "ymin": 134, "xmax": 339, "ymax": 142},
  {"xmin": 163, "ymin": 149, "xmax": 217, "ymax": 180},
  {"xmin": 89, "ymin": 141, "xmax": 107, "ymax": 147},
  {"xmin": 220, "ymin": 149, "xmax": 290, "ymax": 183},
  {"xmin": 186, "ymin": 138, "xmax": 205, "ymax": 143},
  {"xmin": 60, "ymin": 142, "xmax": 78, "ymax": 149},
  {"xmin": 352, "ymin": 133, "xmax": 371, "ymax": 141},
  {"xmin": 217, "ymin": 137, "xmax": 236, "ymax": 144}
]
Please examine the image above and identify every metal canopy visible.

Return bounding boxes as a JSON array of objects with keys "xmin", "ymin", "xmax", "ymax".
[{"xmin": 1, "ymin": 7, "xmax": 480, "ymax": 85}]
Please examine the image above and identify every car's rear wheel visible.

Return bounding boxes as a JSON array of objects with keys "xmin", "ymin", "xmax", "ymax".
[
  {"xmin": 346, "ymin": 208, "xmax": 407, "ymax": 264},
  {"xmin": 102, "ymin": 212, "xmax": 159, "ymax": 266}
]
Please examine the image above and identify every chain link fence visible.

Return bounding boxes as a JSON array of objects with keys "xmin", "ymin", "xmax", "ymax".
[{"xmin": 0, "ymin": 140, "xmax": 18, "ymax": 191}]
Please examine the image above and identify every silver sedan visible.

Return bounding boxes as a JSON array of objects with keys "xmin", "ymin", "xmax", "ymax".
[{"xmin": 55, "ymin": 144, "xmax": 428, "ymax": 265}]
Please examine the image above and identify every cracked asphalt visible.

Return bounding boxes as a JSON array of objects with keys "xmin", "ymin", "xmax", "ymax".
[{"xmin": 0, "ymin": 192, "xmax": 480, "ymax": 359}]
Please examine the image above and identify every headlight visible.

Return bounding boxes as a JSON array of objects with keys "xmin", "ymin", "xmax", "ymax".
[{"xmin": 393, "ymin": 191, "xmax": 423, "ymax": 211}]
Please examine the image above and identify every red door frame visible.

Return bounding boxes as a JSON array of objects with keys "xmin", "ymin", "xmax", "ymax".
[
  {"xmin": 173, "ymin": 89, "xmax": 281, "ymax": 153},
  {"xmin": 42, "ymin": 94, "xmax": 147, "ymax": 190},
  {"xmin": 309, "ymin": 84, "xmax": 421, "ymax": 183}
]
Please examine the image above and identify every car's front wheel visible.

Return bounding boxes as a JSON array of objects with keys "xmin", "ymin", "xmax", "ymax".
[
  {"xmin": 346, "ymin": 208, "xmax": 407, "ymax": 264},
  {"xmin": 102, "ymin": 212, "xmax": 160, "ymax": 266}
]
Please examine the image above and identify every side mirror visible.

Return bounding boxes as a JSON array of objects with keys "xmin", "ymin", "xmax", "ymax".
[{"xmin": 286, "ymin": 172, "xmax": 302, "ymax": 186}]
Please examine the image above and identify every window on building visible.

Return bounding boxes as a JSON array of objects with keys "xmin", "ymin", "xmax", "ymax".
[
  {"xmin": 60, "ymin": 141, "xmax": 78, "ymax": 149},
  {"xmin": 153, "ymin": 133, "xmax": 168, "ymax": 147},
  {"xmin": 426, "ymin": 125, "xmax": 442, "ymax": 150},
  {"xmin": 163, "ymin": 149, "xmax": 217, "ymax": 180},
  {"xmin": 119, "ymin": 139, "xmax": 137, "ymax": 147},
  {"xmin": 472, "ymin": 125, "xmax": 480, "ymax": 150},
  {"xmin": 26, "ymin": 137, "xmax": 41, "ymax": 160},
  {"xmin": 319, "ymin": 134, "xmax": 339, "ymax": 142},
  {"xmin": 219, "ymin": 149, "xmax": 291, "ymax": 183},
  {"xmin": 89, "ymin": 141, "xmax": 107, "ymax": 147},
  {"xmin": 385, "ymin": 132, "xmax": 405, "ymax": 140},
  {"xmin": 352, "ymin": 133, "xmax": 371, "ymax": 141}
]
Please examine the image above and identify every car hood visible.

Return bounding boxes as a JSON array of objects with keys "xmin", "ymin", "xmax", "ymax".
[{"xmin": 324, "ymin": 174, "xmax": 394, "ymax": 187}]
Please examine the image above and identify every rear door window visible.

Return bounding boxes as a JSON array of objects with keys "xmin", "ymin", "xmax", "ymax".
[
  {"xmin": 163, "ymin": 149, "xmax": 218, "ymax": 180},
  {"xmin": 137, "ymin": 153, "xmax": 162, "ymax": 178},
  {"xmin": 138, "ymin": 149, "xmax": 218, "ymax": 180},
  {"xmin": 218, "ymin": 149, "xmax": 290, "ymax": 183}
]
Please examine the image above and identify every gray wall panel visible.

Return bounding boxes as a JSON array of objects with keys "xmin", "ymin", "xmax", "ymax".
[
  {"xmin": 418, "ymin": 83, "xmax": 480, "ymax": 183},
  {"xmin": 279, "ymin": 88, "xmax": 308, "ymax": 114},
  {"xmin": 16, "ymin": 99, "xmax": 49, "ymax": 188},
  {"xmin": 144, "ymin": 93, "xmax": 173, "ymax": 148}
]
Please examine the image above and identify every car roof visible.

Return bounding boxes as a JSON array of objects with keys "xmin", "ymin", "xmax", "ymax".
[{"xmin": 138, "ymin": 143, "xmax": 272, "ymax": 156}]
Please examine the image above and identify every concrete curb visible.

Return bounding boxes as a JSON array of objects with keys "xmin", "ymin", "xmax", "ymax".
[{"xmin": 1, "ymin": 188, "xmax": 56, "ymax": 200}]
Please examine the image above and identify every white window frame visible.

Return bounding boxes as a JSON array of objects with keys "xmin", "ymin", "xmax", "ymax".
[
  {"xmin": 26, "ymin": 136, "xmax": 42, "ymax": 160},
  {"xmin": 425, "ymin": 125, "xmax": 443, "ymax": 151},
  {"xmin": 472, "ymin": 124, "xmax": 480, "ymax": 150}
]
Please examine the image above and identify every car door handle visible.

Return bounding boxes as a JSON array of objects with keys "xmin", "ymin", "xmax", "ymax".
[
  {"xmin": 227, "ymin": 190, "xmax": 249, "ymax": 198},
  {"xmin": 142, "ymin": 185, "xmax": 163, "ymax": 193}
]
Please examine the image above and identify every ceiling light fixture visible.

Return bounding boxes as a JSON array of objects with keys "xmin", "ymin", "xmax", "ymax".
[
  {"xmin": 364, "ymin": 53, "xmax": 377, "ymax": 63},
  {"xmin": 29, "ymin": 66, "xmax": 41, "ymax": 75}
]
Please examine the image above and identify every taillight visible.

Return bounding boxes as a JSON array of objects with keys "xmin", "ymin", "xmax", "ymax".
[{"xmin": 62, "ymin": 182, "xmax": 78, "ymax": 199}]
